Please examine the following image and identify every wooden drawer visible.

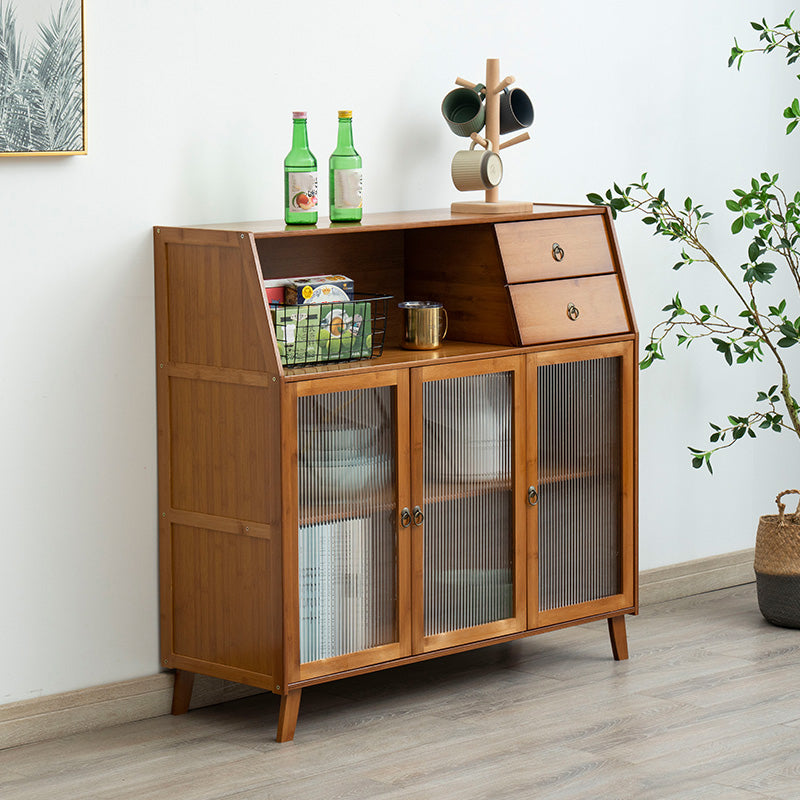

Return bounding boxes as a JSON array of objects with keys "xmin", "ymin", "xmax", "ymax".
[
  {"xmin": 496, "ymin": 215, "xmax": 614, "ymax": 283},
  {"xmin": 509, "ymin": 274, "xmax": 629, "ymax": 345}
]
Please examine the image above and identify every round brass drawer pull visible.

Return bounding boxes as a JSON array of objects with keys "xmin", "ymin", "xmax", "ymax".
[
  {"xmin": 552, "ymin": 242, "xmax": 565, "ymax": 261},
  {"xmin": 566, "ymin": 302, "xmax": 580, "ymax": 321}
]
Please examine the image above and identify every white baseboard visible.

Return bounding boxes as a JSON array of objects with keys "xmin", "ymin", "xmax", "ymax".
[
  {"xmin": 639, "ymin": 547, "xmax": 754, "ymax": 606},
  {"xmin": 1, "ymin": 548, "xmax": 756, "ymax": 751},
  {"xmin": 0, "ymin": 673, "xmax": 264, "ymax": 751}
]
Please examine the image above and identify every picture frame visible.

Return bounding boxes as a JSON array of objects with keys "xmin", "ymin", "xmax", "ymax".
[{"xmin": 0, "ymin": 0, "xmax": 86, "ymax": 157}]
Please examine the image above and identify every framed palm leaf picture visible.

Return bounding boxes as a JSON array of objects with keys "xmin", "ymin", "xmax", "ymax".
[{"xmin": 0, "ymin": 0, "xmax": 85, "ymax": 156}]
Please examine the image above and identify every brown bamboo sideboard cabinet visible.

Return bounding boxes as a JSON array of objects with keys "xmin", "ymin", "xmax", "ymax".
[{"xmin": 154, "ymin": 205, "xmax": 639, "ymax": 742}]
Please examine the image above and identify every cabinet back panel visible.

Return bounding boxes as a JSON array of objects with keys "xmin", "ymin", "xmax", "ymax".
[
  {"xmin": 171, "ymin": 524, "xmax": 276, "ymax": 678},
  {"xmin": 404, "ymin": 226, "xmax": 516, "ymax": 346},
  {"xmin": 257, "ymin": 232, "xmax": 406, "ymax": 346},
  {"xmin": 165, "ymin": 243, "xmax": 269, "ymax": 371},
  {"xmin": 169, "ymin": 377, "xmax": 280, "ymax": 523}
]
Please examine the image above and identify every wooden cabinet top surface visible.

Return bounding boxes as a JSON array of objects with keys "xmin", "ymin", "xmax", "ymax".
[{"xmin": 157, "ymin": 204, "xmax": 602, "ymax": 238}]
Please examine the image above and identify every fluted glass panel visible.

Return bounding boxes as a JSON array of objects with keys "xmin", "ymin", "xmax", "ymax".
[
  {"xmin": 297, "ymin": 387, "xmax": 397, "ymax": 663},
  {"xmin": 538, "ymin": 357, "xmax": 622, "ymax": 611},
  {"xmin": 423, "ymin": 372, "xmax": 514, "ymax": 635}
]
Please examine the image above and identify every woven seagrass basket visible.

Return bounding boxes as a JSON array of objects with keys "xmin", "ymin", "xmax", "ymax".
[{"xmin": 754, "ymin": 489, "xmax": 800, "ymax": 628}]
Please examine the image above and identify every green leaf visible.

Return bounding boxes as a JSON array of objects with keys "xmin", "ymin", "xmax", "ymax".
[
  {"xmin": 732, "ymin": 216, "xmax": 744, "ymax": 234},
  {"xmin": 586, "ymin": 193, "xmax": 604, "ymax": 205},
  {"xmin": 748, "ymin": 241, "xmax": 760, "ymax": 261},
  {"xmin": 787, "ymin": 120, "xmax": 799, "ymax": 135},
  {"xmin": 726, "ymin": 199, "xmax": 742, "ymax": 212}
]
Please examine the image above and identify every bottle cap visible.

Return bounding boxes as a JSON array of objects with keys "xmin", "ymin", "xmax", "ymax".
[
  {"xmin": 292, "ymin": 111, "xmax": 307, "ymax": 119},
  {"xmin": 338, "ymin": 110, "xmax": 353, "ymax": 118}
]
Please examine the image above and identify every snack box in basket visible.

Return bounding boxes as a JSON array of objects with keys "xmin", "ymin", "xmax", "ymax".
[
  {"xmin": 284, "ymin": 275, "xmax": 354, "ymax": 306},
  {"xmin": 272, "ymin": 300, "xmax": 372, "ymax": 366}
]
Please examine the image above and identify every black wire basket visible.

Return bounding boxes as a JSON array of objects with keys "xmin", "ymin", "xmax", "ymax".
[{"xmin": 271, "ymin": 293, "xmax": 390, "ymax": 368}]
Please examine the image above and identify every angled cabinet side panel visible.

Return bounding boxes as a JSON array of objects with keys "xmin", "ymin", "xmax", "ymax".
[
  {"xmin": 156, "ymin": 228, "xmax": 276, "ymax": 373},
  {"xmin": 154, "ymin": 226, "xmax": 284, "ymax": 687}
]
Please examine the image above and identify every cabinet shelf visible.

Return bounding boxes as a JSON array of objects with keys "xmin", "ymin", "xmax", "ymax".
[{"xmin": 283, "ymin": 342, "xmax": 517, "ymax": 379}]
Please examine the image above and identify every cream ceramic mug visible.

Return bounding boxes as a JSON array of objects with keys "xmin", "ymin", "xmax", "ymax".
[
  {"xmin": 451, "ymin": 140, "xmax": 503, "ymax": 192},
  {"xmin": 398, "ymin": 301, "xmax": 448, "ymax": 350}
]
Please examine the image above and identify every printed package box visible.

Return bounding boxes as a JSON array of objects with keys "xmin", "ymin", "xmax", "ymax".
[
  {"xmin": 284, "ymin": 275, "xmax": 354, "ymax": 306},
  {"xmin": 272, "ymin": 300, "xmax": 373, "ymax": 366}
]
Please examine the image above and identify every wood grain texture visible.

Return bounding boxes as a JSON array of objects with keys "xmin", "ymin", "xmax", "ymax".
[
  {"xmin": 3, "ymin": 585, "xmax": 797, "ymax": 800},
  {"xmin": 404, "ymin": 225, "xmax": 517, "ymax": 346},
  {"xmin": 169, "ymin": 670, "xmax": 195, "ymax": 715},
  {"xmin": 163, "ymin": 206, "xmax": 598, "ymax": 236},
  {"xmin": 510, "ymin": 274, "xmax": 630, "ymax": 345},
  {"xmin": 496, "ymin": 214, "xmax": 615, "ymax": 283},
  {"xmin": 170, "ymin": 524, "xmax": 275, "ymax": 679},
  {"xmin": 607, "ymin": 614, "xmax": 629, "ymax": 660},
  {"xmin": 164, "ymin": 241, "xmax": 269, "ymax": 372},
  {"xmin": 167, "ymin": 377, "xmax": 279, "ymax": 522}
]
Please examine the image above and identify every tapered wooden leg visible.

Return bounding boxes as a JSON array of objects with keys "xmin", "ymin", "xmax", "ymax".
[
  {"xmin": 276, "ymin": 689, "xmax": 302, "ymax": 743},
  {"xmin": 171, "ymin": 669, "xmax": 195, "ymax": 715},
  {"xmin": 607, "ymin": 615, "xmax": 629, "ymax": 661}
]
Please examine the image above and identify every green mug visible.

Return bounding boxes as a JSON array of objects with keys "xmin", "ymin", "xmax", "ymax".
[{"xmin": 441, "ymin": 83, "xmax": 486, "ymax": 137}]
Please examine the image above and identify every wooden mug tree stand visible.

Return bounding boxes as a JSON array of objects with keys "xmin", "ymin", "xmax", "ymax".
[{"xmin": 451, "ymin": 58, "xmax": 533, "ymax": 215}]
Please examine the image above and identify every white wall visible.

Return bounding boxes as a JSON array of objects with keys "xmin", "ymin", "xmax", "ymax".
[{"xmin": 1, "ymin": 0, "xmax": 798, "ymax": 704}]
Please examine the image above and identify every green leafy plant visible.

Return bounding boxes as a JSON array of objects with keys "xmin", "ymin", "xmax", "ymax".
[{"xmin": 588, "ymin": 12, "xmax": 800, "ymax": 473}]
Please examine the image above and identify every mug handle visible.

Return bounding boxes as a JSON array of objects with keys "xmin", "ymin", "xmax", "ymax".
[
  {"xmin": 469, "ymin": 135, "xmax": 493, "ymax": 152},
  {"xmin": 440, "ymin": 308, "xmax": 448, "ymax": 341}
]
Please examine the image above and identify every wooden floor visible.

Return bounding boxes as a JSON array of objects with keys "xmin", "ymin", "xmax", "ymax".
[{"xmin": 3, "ymin": 584, "xmax": 800, "ymax": 799}]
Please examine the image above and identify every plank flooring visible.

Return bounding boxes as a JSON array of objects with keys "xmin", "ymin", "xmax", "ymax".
[{"xmin": 2, "ymin": 584, "xmax": 800, "ymax": 799}]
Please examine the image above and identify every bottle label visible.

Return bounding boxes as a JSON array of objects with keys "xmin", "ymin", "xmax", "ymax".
[
  {"xmin": 288, "ymin": 172, "xmax": 318, "ymax": 212},
  {"xmin": 333, "ymin": 169, "xmax": 363, "ymax": 209}
]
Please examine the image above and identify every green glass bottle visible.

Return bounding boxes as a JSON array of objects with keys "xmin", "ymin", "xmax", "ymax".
[
  {"xmin": 329, "ymin": 110, "xmax": 363, "ymax": 222},
  {"xmin": 284, "ymin": 112, "xmax": 318, "ymax": 225}
]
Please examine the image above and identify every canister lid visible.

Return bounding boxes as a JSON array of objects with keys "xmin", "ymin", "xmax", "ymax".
[
  {"xmin": 338, "ymin": 110, "xmax": 353, "ymax": 118},
  {"xmin": 292, "ymin": 111, "xmax": 307, "ymax": 119},
  {"xmin": 398, "ymin": 300, "xmax": 443, "ymax": 309}
]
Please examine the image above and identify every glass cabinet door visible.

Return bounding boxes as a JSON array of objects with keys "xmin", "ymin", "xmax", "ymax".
[
  {"xmin": 293, "ymin": 372, "xmax": 411, "ymax": 679},
  {"xmin": 411, "ymin": 357, "xmax": 526, "ymax": 653},
  {"xmin": 529, "ymin": 342, "xmax": 636, "ymax": 628}
]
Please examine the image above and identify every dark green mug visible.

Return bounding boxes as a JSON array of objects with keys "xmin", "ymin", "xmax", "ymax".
[{"xmin": 441, "ymin": 84, "xmax": 486, "ymax": 137}]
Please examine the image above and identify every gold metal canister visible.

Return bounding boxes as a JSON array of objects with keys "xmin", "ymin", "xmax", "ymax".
[{"xmin": 398, "ymin": 301, "xmax": 448, "ymax": 350}]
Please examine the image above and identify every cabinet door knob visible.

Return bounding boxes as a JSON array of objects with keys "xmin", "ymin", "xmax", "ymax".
[
  {"xmin": 400, "ymin": 508, "xmax": 412, "ymax": 528},
  {"xmin": 566, "ymin": 302, "xmax": 580, "ymax": 321},
  {"xmin": 552, "ymin": 242, "xmax": 565, "ymax": 262},
  {"xmin": 412, "ymin": 505, "xmax": 425, "ymax": 526},
  {"xmin": 528, "ymin": 486, "xmax": 539, "ymax": 507}
]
